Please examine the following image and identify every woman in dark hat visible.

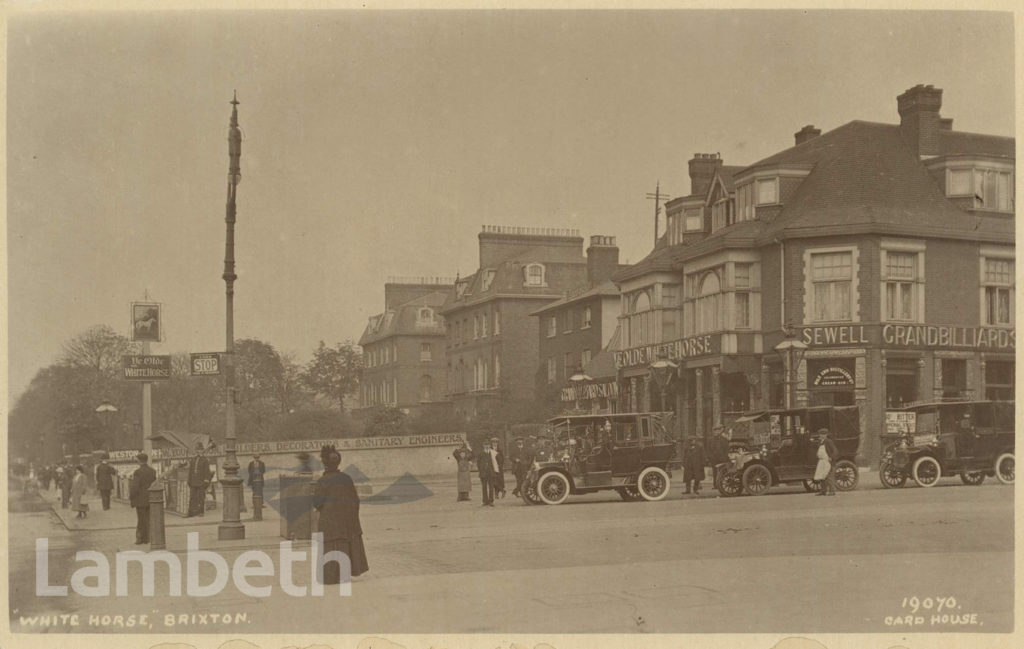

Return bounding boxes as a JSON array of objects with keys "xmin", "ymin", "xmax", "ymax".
[{"xmin": 313, "ymin": 445, "xmax": 369, "ymax": 583}]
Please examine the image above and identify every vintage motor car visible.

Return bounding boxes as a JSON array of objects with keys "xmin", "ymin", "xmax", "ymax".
[
  {"xmin": 879, "ymin": 400, "xmax": 1014, "ymax": 488},
  {"xmin": 521, "ymin": 412, "xmax": 678, "ymax": 505},
  {"xmin": 714, "ymin": 405, "xmax": 862, "ymax": 496}
]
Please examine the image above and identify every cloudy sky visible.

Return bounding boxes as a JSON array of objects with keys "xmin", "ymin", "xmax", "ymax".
[{"xmin": 5, "ymin": 8, "xmax": 1015, "ymax": 403}]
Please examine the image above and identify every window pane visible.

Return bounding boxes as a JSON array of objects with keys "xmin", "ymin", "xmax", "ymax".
[
  {"xmin": 948, "ymin": 169, "xmax": 971, "ymax": 195},
  {"xmin": 899, "ymin": 282, "xmax": 913, "ymax": 320},
  {"xmin": 985, "ymin": 259, "xmax": 1013, "ymax": 284},
  {"xmin": 736, "ymin": 292, "xmax": 750, "ymax": 328},
  {"xmin": 814, "ymin": 283, "xmax": 830, "ymax": 321},
  {"xmin": 735, "ymin": 263, "xmax": 751, "ymax": 287},
  {"xmin": 998, "ymin": 288, "xmax": 1010, "ymax": 323},
  {"xmin": 886, "ymin": 252, "xmax": 915, "ymax": 279},
  {"xmin": 757, "ymin": 178, "xmax": 778, "ymax": 204}
]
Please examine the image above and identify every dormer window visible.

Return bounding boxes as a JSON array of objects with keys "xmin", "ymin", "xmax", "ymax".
[
  {"xmin": 684, "ymin": 208, "xmax": 703, "ymax": 231},
  {"xmin": 417, "ymin": 307, "xmax": 434, "ymax": 325},
  {"xmin": 947, "ymin": 166, "xmax": 1014, "ymax": 212},
  {"xmin": 481, "ymin": 269, "xmax": 496, "ymax": 291},
  {"xmin": 524, "ymin": 263, "xmax": 546, "ymax": 287},
  {"xmin": 455, "ymin": 281, "xmax": 469, "ymax": 297}
]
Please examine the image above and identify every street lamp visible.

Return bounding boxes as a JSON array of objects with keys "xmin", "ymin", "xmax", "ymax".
[
  {"xmin": 649, "ymin": 352, "xmax": 678, "ymax": 413},
  {"xmin": 219, "ymin": 92, "xmax": 245, "ymax": 541},
  {"xmin": 95, "ymin": 402, "xmax": 118, "ymax": 449},
  {"xmin": 773, "ymin": 324, "xmax": 808, "ymax": 409}
]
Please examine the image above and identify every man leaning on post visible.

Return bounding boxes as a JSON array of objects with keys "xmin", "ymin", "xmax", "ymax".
[{"xmin": 130, "ymin": 452, "xmax": 157, "ymax": 545}]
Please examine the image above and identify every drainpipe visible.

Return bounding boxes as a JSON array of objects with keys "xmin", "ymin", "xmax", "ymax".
[{"xmin": 777, "ymin": 238, "xmax": 785, "ymax": 328}]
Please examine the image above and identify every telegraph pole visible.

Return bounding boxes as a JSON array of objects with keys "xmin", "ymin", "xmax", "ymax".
[
  {"xmin": 219, "ymin": 92, "xmax": 245, "ymax": 541},
  {"xmin": 645, "ymin": 181, "xmax": 671, "ymax": 246}
]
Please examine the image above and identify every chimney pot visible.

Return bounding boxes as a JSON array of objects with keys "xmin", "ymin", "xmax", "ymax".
[
  {"xmin": 897, "ymin": 84, "xmax": 943, "ymax": 157},
  {"xmin": 688, "ymin": 153, "xmax": 723, "ymax": 197},
  {"xmin": 794, "ymin": 125, "xmax": 822, "ymax": 146}
]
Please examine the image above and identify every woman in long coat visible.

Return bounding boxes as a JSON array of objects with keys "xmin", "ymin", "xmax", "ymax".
[
  {"xmin": 70, "ymin": 465, "xmax": 89, "ymax": 518},
  {"xmin": 453, "ymin": 443, "xmax": 473, "ymax": 501},
  {"xmin": 313, "ymin": 446, "xmax": 369, "ymax": 584}
]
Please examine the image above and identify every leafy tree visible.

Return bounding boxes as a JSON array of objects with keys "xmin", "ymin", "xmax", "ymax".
[
  {"xmin": 59, "ymin": 324, "xmax": 139, "ymax": 376},
  {"xmin": 363, "ymin": 406, "xmax": 407, "ymax": 437},
  {"xmin": 302, "ymin": 340, "xmax": 363, "ymax": 411}
]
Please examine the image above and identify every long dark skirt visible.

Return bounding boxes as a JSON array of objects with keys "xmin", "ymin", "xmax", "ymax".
[{"xmin": 320, "ymin": 536, "xmax": 370, "ymax": 583}]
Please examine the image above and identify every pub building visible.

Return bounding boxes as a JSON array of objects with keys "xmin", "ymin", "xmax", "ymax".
[{"xmin": 611, "ymin": 84, "xmax": 1014, "ymax": 466}]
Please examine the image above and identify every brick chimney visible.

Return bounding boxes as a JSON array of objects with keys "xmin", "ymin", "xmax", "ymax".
[
  {"xmin": 586, "ymin": 235, "xmax": 619, "ymax": 286},
  {"xmin": 794, "ymin": 125, "xmax": 821, "ymax": 146},
  {"xmin": 688, "ymin": 153, "xmax": 722, "ymax": 197},
  {"xmin": 897, "ymin": 84, "xmax": 943, "ymax": 157}
]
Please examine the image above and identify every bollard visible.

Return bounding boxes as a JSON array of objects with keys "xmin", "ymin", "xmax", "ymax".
[
  {"xmin": 252, "ymin": 493, "xmax": 263, "ymax": 521},
  {"xmin": 148, "ymin": 480, "xmax": 167, "ymax": 551}
]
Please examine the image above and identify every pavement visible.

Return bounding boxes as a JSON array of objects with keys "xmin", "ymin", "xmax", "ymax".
[{"xmin": 8, "ymin": 469, "xmax": 1015, "ymax": 635}]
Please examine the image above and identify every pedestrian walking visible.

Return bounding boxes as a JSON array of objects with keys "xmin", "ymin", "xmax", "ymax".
[
  {"xmin": 185, "ymin": 443, "xmax": 211, "ymax": 517},
  {"xmin": 509, "ymin": 437, "xmax": 531, "ymax": 497},
  {"xmin": 129, "ymin": 452, "xmax": 157, "ymax": 544},
  {"xmin": 313, "ymin": 445, "xmax": 369, "ymax": 584},
  {"xmin": 815, "ymin": 428, "xmax": 838, "ymax": 496},
  {"xmin": 707, "ymin": 426, "xmax": 731, "ymax": 488},
  {"xmin": 247, "ymin": 453, "xmax": 266, "ymax": 508},
  {"xmin": 682, "ymin": 437, "xmax": 706, "ymax": 495},
  {"xmin": 70, "ymin": 466, "xmax": 89, "ymax": 519},
  {"xmin": 95, "ymin": 457, "xmax": 117, "ymax": 511},
  {"xmin": 453, "ymin": 442, "xmax": 473, "ymax": 502},
  {"xmin": 59, "ymin": 463, "xmax": 73, "ymax": 509}
]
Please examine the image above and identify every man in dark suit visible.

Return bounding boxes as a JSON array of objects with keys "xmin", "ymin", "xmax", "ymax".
[
  {"xmin": 476, "ymin": 439, "xmax": 504, "ymax": 506},
  {"xmin": 313, "ymin": 446, "xmax": 368, "ymax": 584},
  {"xmin": 509, "ymin": 437, "xmax": 531, "ymax": 497},
  {"xmin": 95, "ymin": 457, "xmax": 117, "ymax": 510},
  {"xmin": 129, "ymin": 453, "xmax": 157, "ymax": 544},
  {"xmin": 186, "ymin": 444, "xmax": 212, "ymax": 517},
  {"xmin": 707, "ymin": 426, "xmax": 731, "ymax": 488},
  {"xmin": 682, "ymin": 436, "xmax": 706, "ymax": 495},
  {"xmin": 247, "ymin": 453, "xmax": 266, "ymax": 510}
]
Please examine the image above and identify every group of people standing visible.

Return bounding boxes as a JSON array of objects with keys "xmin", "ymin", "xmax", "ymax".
[
  {"xmin": 29, "ymin": 459, "xmax": 121, "ymax": 519},
  {"xmin": 452, "ymin": 437, "xmax": 533, "ymax": 506}
]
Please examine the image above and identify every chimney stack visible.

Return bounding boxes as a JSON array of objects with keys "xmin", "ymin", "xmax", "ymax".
[
  {"xmin": 897, "ymin": 84, "xmax": 943, "ymax": 157},
  {"xmin": 688, "ymin": 153, "xmax": 722, "ymax": 197},
  {"xmin": 794, "ymin": 125, "xmax": 821, "ymax": 146},
  {"xmin": 586, "ymin": 235, "xmax": 619, "ymax": 286}
]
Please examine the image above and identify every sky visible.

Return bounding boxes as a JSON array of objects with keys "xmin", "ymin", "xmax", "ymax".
[{"xmin": 4, "ymin": 8, "xmax": 1016, "ymax": 404}]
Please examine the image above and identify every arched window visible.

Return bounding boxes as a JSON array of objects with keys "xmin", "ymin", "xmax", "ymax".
[
  {"xmin": 633, "ymin": 291, "xmax": 651, "ymax": 313},
  {"xmin": 524, "ymin": 263, "xmax": 546, "ymax": 287},
  {"xmin": 419, "ymin": 375, "xmax": 433, "ymax": 402},
  {"xmin": 627, "ymin": 290, "xmax": 653, "ymax": 346},
  {"xmin": 695, "ymin": 271, "xmax": 722, "ymax": 334}
]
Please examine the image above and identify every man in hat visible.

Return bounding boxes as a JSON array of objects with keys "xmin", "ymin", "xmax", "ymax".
[
  {"xmin": 682, "ymin": 436, "xmax": 706, "ymax": 495},
  {"xmin": 313, "ymin": 446, "xmax": 369, "ymax": 584},
  {"xmin": 186, "ymin": 443, "xmax": 212, "ymax": 517},
  {"xmin": 509, "ymin": 437, "xmax": 531, "ymax": 497},
  {"xmin": 95, "ymin": 456, "xmax": 118, "ymax": 511},
  {"xmin": 129, "ymin": 453, "xmax": 157, "ymax": 544},
  {"xmin": 247, "ymin": 453, "xmax": 266, "ymax": 509},
  {"xmin": 476, "ymin": 438, "xmax": 504, "ymax": 506},
  {"xmin": 707, "ymin": 426, "xmax": 731, "ymax": 488}
]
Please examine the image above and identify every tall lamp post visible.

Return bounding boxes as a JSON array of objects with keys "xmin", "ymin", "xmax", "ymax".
[
  {"xmin": 649, "ymin": 352, "xmax": 678, "ymax": 413},
  {"xmin": 773, "ymin": 324, "xmax": 808, "ymax": 409},
  {"xmin": 95, "ymin": 402, "xmax": 118, "ymax": 449},
  {"xmin": 219, "ymin": 92, "xmax": 245, "ymax": 541}
]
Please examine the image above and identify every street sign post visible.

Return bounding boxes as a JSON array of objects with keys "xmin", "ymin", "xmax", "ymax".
[{"xmin": 190, "ymin": 353, "xmax": 222, "ymax": 376}]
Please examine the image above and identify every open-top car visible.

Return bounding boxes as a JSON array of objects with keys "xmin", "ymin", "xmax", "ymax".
[
  {"xmin": 521, "ymin": 412, "xmax": 678, "ymax": 505},
  {"xmin": 715, "ymin": 405, "xmax": 862, "ymax": 496},
  {"xmin": 879, "ymin": 400, "xmax": 1014, "ymax": 488}
]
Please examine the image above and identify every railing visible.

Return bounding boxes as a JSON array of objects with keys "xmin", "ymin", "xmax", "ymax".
[
  {"xmin": 385, "ymin": 276, "xmax": 455, "ymax": 285},
  {"xmin": 481, "ymin": 225, "xmax": 580, "ymax": 237}
]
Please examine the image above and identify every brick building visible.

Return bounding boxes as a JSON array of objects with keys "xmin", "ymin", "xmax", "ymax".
[
  {"xmin": 612, "ymin": 84, "xmax": 1014, "ymax": 465},
  {"xmin": 357, "ymin": 277, "xmax": 453, "ymax": 418},
  {"xmin": 440, "ymin": 226, "xmax": 594, "ymax": 419},
  {"xmin": 532, "ymin": 235, "xmax": 625, "ymax": 413}
]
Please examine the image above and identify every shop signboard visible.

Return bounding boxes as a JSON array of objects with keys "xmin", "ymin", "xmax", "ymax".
[
  {"xmin": 799, "ymin": 324, "xmax": 1014, "ymax": 351},
  {"xmin": 886, "ymin": 411, "xmax": 916, "ymax": 435},
  {"xmin": 122, "ymin": 355, "xmax": 171, "ymax": 381}
]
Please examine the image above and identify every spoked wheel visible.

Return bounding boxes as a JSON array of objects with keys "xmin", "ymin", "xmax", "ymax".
[
  {"xmin": 717, "ymin": 471, "xmax": 743, "ymax": 497},
  {"xmin": 617, "ymin": 486, "xmax": 642, "ymax": 501},
  {"xmin": 833, "ymin": 460, "xmax": 860, "ymax": 491},
  {"xmin": 802, "ymin": 479, "xmax": 818, "ymax": 493},
  {"xmin": 636, "ymin": 466, "xmax": 670, "ymax": 501},
  {"xmin": 994, "ymin": 453, "xmax": 1015, "ymax": 485},
  {"xmin": 911, "ymin": 456, "xmax": 941, "ymax": 488},
  {"xmin": 742, "ymin": 464, "xmax": 772, "ymax": 496},
  {"xmin": 521, "ymin": 480, "xmax": 543, "ymax": 505},
  {"xmin": 536, "ymin": 471, "xmax": 571, "ymax": 505},
  {"xmin": 879, "ymin": 462, "xmax": 907, "ymax": 489},
  {"xmin": 959, "ymin": 471, "xmax": 986, "ymax": 486}
]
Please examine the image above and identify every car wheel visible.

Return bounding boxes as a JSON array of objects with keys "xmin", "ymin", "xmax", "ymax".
[
  {"xmin": 994, "ymin": 453, "xmax": 1014, "ymax": 485},
  {"xmin": 536, "ymin": 471, "xmax": 571, "ymax": 505},
  {"xmin": 521, "ymin": 481, "xmax": 542, "ymax": 505},
  {"xmin": 617, "ymin": 486, "xmax": 642, "ymax": 501},
  {"xmin": 911, "ymin": 456, "xmax": 941, "ymax": 488},
  {"xmin": 833, "ymin": 460, "xmax": 859, "ymax": 491},
  {"xmin": 879, "ymin": 462, "xmax": 907, "ymax": 489},
  {"xmin": 718, "ymin": 471, "xmax": 743, "ymax": 497},
  {"xmin": 802, "ymin": 479, "xmax": 818, "ymax": 493},
  {"xmin": 636, "ymin": 466, "xmax": 670, "ymax": 501},
  {"xmin": 959, "ymin": 471, "xmax": 986, "ymax": 486},
  {"xmin": 742, "ymin": 464, "xmax": 772, "ymax": 496}
]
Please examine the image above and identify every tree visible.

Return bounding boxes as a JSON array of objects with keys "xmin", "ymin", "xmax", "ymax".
[
  {"xmin": 302, "ymin": 340, "xmax": 363, "ymax": 411},
  {"xmin": 59, "ymin": 324, "xmax": 138, "ymax": 376},
  {"xmin": 363, "ymin": 406, "xmax": 407, "ymax": 437}
]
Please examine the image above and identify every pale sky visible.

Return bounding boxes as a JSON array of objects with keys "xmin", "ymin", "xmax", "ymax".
[{"xmin": 5, "ymin": 8, "xmax": 1015, "ymax": 403}]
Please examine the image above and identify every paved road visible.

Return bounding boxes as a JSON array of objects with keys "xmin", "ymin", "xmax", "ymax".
[{"xmin": 8, "ymin": 474, "xmax": 1014, "ymax": 634}]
